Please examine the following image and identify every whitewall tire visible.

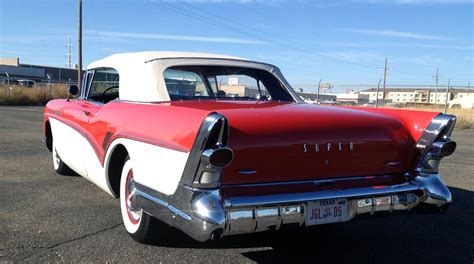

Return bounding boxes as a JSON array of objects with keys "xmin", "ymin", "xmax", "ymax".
[
  {"xmin": 52, "ymin": 140, "xmax": 73, "ymax": 175},
  {"xmin": 120, "ymin": 159, "xmax": 143, "ymax": 234},
  {"xmin": 119, "ymin": 157, "xmax": 169, "ymax": 243}
]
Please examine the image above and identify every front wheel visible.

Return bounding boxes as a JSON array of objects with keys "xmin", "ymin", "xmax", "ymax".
[
  {"xmin": 120, "ymin": 158, "xmax": 169, "ymax": 243},
  {"xmin": 52, "ymin": 140, "xmax": 74, "ymax": 175}
]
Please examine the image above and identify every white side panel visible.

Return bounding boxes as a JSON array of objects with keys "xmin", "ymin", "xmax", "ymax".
[
  {"xmin": 105, "ymin": 138, "xmax": 190, "ymax": 196},
  {"xmin": 50, "ymin": 118, "xmax": 189, "ymax": 197},
  {"xmin": 49, "ymin": 118, "xmax": 88, "ymax": 177},
  {"xmin": 50, "ymin": 118, "xmax": 114, "ymax": 196}
]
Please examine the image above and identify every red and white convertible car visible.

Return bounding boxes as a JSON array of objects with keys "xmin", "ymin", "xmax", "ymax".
[{"xmin": 44, "ymin": 51, "xmax": 456, "ymax": 243}]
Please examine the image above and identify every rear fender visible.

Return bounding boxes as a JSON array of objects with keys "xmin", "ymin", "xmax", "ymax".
[{"xmin": 345, "ymin": 107, "xmax": 439, "ymax": 142}]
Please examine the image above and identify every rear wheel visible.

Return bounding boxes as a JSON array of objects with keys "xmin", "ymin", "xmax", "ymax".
[
  {"xmin": 52, "ymin": 140, "xmax": 74, "ymax": 175},
  {"xmin": 120, "ymin": 158, "xmax": 169, "ymax": 243}
]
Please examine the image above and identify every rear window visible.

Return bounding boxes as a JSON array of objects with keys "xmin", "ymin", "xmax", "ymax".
[{"xmin": 163, "ymin": 66, "xmax": 294, "ymax": 102}]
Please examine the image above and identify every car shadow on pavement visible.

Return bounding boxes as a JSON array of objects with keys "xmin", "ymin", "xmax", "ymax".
[{"xmin": 151, "ymin": 187, "xmax": 473, "ymax": 264}]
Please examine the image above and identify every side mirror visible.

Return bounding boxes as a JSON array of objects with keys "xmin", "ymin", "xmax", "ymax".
[{"xmin": 69, "ymin": 85, "xmax": 79, "ymax": 96}]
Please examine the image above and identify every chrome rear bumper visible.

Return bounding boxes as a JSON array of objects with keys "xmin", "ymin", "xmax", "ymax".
[{"xmin": 134, "ymin": 172, "xmax": 451, "ymax": 242}]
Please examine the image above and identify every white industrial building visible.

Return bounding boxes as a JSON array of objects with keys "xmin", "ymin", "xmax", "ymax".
[
  {"xmin": 359, "ymin": 88, "xmax": 473, "ymax": 107},
  {"xmin": 335, "ymin": 93, "xmax": 369, "ymax": 105}
]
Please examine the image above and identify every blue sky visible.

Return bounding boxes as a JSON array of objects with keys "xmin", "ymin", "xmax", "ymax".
[{"xmin": 0, "ymin": 0, "xmax": 472, "ymax": 91}]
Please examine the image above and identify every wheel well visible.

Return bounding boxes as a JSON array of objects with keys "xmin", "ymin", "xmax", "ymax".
[
  {"xmin": 107, "ymin": 144, "xmax": 129, "ymax": 198},
  {"xmin": 45, "ymin": 121, "xmax": 52, "ymax": 152}
]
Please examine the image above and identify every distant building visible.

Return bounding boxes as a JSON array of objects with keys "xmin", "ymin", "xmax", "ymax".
[
  {"xmin": 335, "ymin": 93, "xmax": 369, "ymax": 105},
  {"xmin": 449, "ymin": 94, "xmax": 474, "ymax": 109},
  {"xmin": 359, "ymin": 87, "xmax": 472, "ymax": 106},
  {"xmin": 0, "ymin": 57, "xmax": 80, "ymax": 84},
  {"xmin": 298, "ymin": 92, "xmax": 337, "ymax": 104}
]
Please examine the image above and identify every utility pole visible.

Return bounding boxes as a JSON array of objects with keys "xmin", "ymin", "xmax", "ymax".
[
  {"xmin": 316, "ymin": 78, "xmax": 322, "ymax": 104},
  {"xmin": 382, "ymin": 58, "xmax": 388, "ymax": 106},
  {"xmin": 444, "ymin": 79, "xmax": 450, "ymax": 114},
  {"xmin": 376, "ymin": 79, "xmax": 382, "ymax": 108},
  {"xmin": 67, "ymin": 36, "xmax": 72, "ymax": 68},
  {"xmin": 432, "ymin": 67, "xmax": 440, "ymax": 108},
  {"xmin": 77, "ymin": 0, "xmax": 82, "ymax": 88}
]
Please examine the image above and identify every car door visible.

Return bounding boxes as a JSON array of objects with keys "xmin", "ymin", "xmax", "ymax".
[
  {"xmin": 81, "ymin": 68, "xmax": 120, "ymax": 182},
  {"xmin": 55, "ymin": 72, "xmax": 93, "ymax": 177}
]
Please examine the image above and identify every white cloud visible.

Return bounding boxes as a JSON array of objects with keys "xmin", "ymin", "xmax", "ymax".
[
  {"xmin": 317, "ymin": 51, "xmax": 381, "ymax": 64},
  {"xmin": 345, "ymin": 29, "xmax": 454, "ymax": 40},
  {"xmin": 86, "ymin": 30, "xmax": 265, "ymax": 44}
]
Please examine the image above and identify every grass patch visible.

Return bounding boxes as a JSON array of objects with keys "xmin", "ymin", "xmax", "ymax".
[
  {"xmin": 0, "ymin": 84, "xmax": 69, "ymax": 106},
  {"xmin": 384, "ymin": 104, "xmax": 474, "ymax": 130}
]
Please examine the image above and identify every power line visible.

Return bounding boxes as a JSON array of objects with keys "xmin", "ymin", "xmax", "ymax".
[
  {"xmin": 147, "ymin": 1, "xmax": 382, "ymax": 69},
  {"xmin": 179, "ymin": 2, "xmax": 381, "ymax": 69}
]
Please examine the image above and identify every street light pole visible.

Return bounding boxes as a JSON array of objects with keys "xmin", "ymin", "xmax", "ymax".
[
  {"xmin": 433, "ymin": 67, "xmax": 439, "ymax": 108},
  {"xmin": 444, "ymin": 79, "xmax": 450, "ymax": 114},
  {"xmin": 382, "ymin": 58, "xmax": 388, "ymax": 106},
  {"xmin": 376, "ymin": 79, "xmax": 382, "ymax": 108},
  {"xmin": 77, "ymin": 0, "xmax": 82, "ymax": 88},
  {"xmin": 316, "ymin": 78, "xmax": 322, "ymax": 104}
]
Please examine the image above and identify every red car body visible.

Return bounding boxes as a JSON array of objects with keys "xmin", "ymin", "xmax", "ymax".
[{"xmin": 44, "ymin": 52, "xmax": 456, "ymax": 243}]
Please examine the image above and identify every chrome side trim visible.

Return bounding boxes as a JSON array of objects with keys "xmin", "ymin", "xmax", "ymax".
[
  {"xmin": 135, "ymin": 189, "xmax": 168, "ymax": 208},
  {"xmin": 134, "ymin": 182, "xmax": 192, "ymax": 221},
  {"xmin": 168, "ymin": 205, "xmax": 192, "ymax": 221}
]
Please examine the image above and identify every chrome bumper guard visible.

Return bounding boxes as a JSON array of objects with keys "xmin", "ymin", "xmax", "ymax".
[{"xmin": 134, "ymin": 172, "xmax": 451, "ymax": 242}]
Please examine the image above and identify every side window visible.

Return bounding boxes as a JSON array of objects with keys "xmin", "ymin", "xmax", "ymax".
[
  {"xmin": 217, "ymin": 75, "xmax": 271, "ymax": 100},
  {"xmin": 164, "ymin": 69, "xmax": 209, "ymax": 98},
  {"xmin": 88, "ymin": 68, "xmax": 119, "ymax": 103}
]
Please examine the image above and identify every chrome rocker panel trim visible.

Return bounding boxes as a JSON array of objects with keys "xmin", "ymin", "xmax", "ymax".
[{"xmin": 133, "ymin": 172, "xmax": 451, "ymax": 242}]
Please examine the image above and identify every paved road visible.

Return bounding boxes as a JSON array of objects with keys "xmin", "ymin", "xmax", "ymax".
[{"xmin": 0, "ymin": 106, "xmax": 473, "ymax": 263}]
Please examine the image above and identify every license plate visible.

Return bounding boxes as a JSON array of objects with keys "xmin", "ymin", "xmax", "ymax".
[{"xmin": 306, "ymin": 199, "xmax": 349, "ymax": 226}]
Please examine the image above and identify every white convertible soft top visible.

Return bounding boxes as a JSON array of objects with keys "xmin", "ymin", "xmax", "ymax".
[{"xmin": 87, "ymin": 51, "xmax": 297, "ymax": 102}]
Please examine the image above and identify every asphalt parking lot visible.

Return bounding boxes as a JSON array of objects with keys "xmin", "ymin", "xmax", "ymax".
[{"xmin": 0, "ymin": 106, "xmax": 473, "ymax": 263}]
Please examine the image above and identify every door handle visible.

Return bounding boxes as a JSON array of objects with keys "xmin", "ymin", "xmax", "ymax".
[{"xmin": 83, "ymin": 111, "xmax": 91, "ymax": 116}]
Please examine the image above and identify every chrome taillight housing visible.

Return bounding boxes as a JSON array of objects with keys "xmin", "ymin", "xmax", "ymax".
[
  {"xmin": 415, "ymin": 114, "xmax": 457, "ymax": 173},
  {"xmin": 183, "ymin": 113, "xmax": 234, "ymax": 189}
]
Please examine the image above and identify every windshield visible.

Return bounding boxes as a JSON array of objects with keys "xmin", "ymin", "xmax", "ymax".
[{"xmin": 163, "ymin": 66, "xmax": 294, "ymax": 102}]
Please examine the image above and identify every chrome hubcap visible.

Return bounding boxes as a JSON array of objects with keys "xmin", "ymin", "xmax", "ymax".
[
  {"xmin": 125, "ymin": 172, "xmax": 140, "ymax": 222},
  {"xmin": 53, "ymin": 148, "xmax": 60, "ymax": 167}
]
